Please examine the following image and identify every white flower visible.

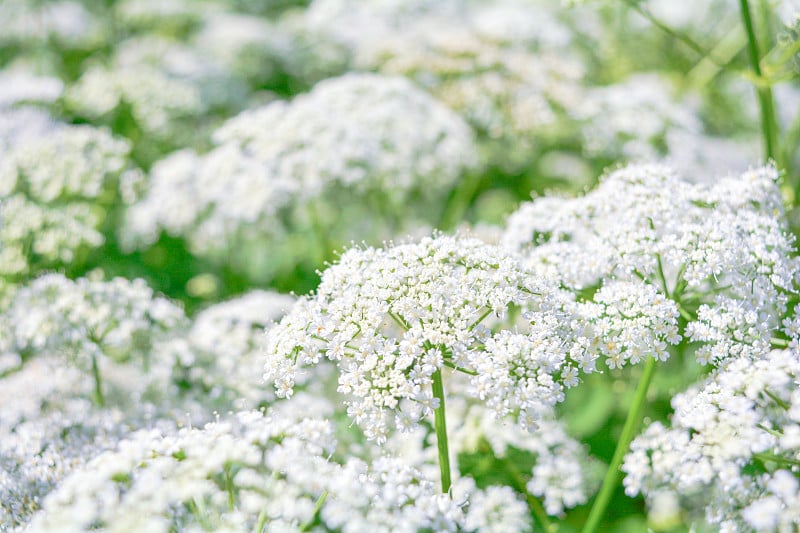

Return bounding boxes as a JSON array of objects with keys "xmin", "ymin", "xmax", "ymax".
[
  {"xmin": 572, "ymin": 74, "xmax": 700, "ymax": 160},
  {"xmin": 0, "ymin": 274, "xmax": 187, "ymax": 400},
  {"xmin": 160, "ymin": 290, "xmax": 295, "ymax": 408},
  {"xmin": 28, "ymin": 410, "xmax": 336, "ymax": 533},
  {"xmin": 464, "ymin": 485, "xmax": 531, "ymax": 532},
  {"xmin": 623, "ymin": 348, "xmax": 800, "ymax": 531},
  {"xmin": 265, "ymin": 234, "xmax": 588, "ymax": 440},
  {"xmin": 0, "ymin": 124, "xmax": 131, "ymax": 278},
  {"xmin": 122, "ymin": 73, "xmax": 477, "ymax": 270},
  {"xmin": 504, "ymin": 164, "xmax": 796, "ymax": 367},
  {"xmin": 65, "ymin": 65, "xmax": 204, "ymax": 135},
  {"xmin": 0, "ymin": 0, "xmax": 105, "ymax": 47},
  {"xmin": 0, "ymin": 70, "xmax": 62, "ymax": 109}
]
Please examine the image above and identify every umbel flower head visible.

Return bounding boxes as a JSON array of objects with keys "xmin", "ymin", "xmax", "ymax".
[
  {"xmin": 0, "ymin": 283, "xmax": 298, "ymax": 527},
  {"xmin": 298, "ymin": 0, "xmax": 584, "ymax": 168},
  {"xmin": 0, "ymin": 123, "xmax": 132, "ymax": 281},
  {"xmin": 623, "ymin": 347, "xmax": 800, "ymax": 532},
  {"xmin": 1, "ymin": 274, "xmax": 185, "ymax": 373},
  {"xmin": 264, "ymin": 233, "xmax": 590, "ymax": 443},
  {"xmin": 503, "ymin": 164, "xmax": 798, "ymax": 367},
  {"xmin": 27, "ymin": 408, "xmax": 516, "ymax": 533},
  {"xmin": 122, "ymin": 73, "xmax": 477, "ymax": 268}
]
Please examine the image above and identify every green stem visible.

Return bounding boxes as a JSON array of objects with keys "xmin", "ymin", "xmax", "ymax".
[
  {"xmin": 501, "ymin": 455, "xmax": 556, "ymax": 533},
  {"xmin": 299, "ymin": 490, "xmax": 328, "ymax": 532},
  {"xmin": 91, "ymin": 352, "xmax": 105, "ymax": 407},
  {"xmin": 753, "ymin": 452, "xmax": 800, "ymax": 467},
  {"xmin": 189, "ymin": 497, "xmax": 212, "ymax": 530},
  {"xmin": 771, "ymin": 337, "xmax": 790, "ymax": 348},
  {"xmin": 225, "ymin": 465, "xmax": 235, "ymax": 510},
  {"xmin": 739, "ymin": 0, "xmax": 781, "ymax": 168},
  {"xmin": 442, "ymin": 360, "xmax": 478, "ymax": 375},
  {"xmin": 253, "ymin": 510, "xmax": 268, "ymax": 533},
  {"xmin": 622, "ymin": 0, "xmax": 731, "ymax": 69},
  {"xmin": 307, "ymin": 201, "xmax": 331, "ymax": 268},
  {"xmin": 431, "ymin": 367, "xmax": 452, "ymax": 493},
  {"xmin": 763, "ymin": 388, "xmax": 790, "ymax": 409},
  {"xmin": 581, "ymin": 357, "xmax": 658, "ymax": 533},
  {"xmin": 439, "ymin": 171, "xmax": 482, "ymax": 231}
]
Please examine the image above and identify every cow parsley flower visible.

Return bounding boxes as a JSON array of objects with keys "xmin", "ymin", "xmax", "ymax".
[
  {"xmin": 0, "ymin": 274, "xmax": 187, "ymax": 404},
  {"xmin": 122, "ymin": 73, "xmax": 477, "ymax": 265},
  {"xmin": 449, "ymin": 400, "xmax": 601, "ymax": 516},
  {"xmin": 27, "ymin": 408, "xmax": 487, "ymax": 533},
  {"xmin": 0, "ymin": 124, "xmax": 131, "ymax": 279},
  {"xmin": 503, "ymin": 164, "xmax": 797, "ymax": 367},
  {"xmin": 0, "ymin": 0, "xmax": 105, "ymax": 49},
  {"xmin": 0, "ymin": 356, "xmax": 162, "ymax": 529},
  {"xmin": 361, "ymin": 18, "xmax": 584, "ymax": 146},
  {"xmin": 572, "ymin": 74, "xmax": 700, "ymax": 161},
  {"xmin": 298, "ymin": 0, "xmax": 584, "ymax": 168},
  {"xmin": 0, "ymin": 286, "xmax": 299, "ymax": 527},
  {"xmin": 27, "ymin": 410, "xmax": 336, "ymax": 533},
  {"xmin": 463, "ymin": 485, "xmax": 532, "ymax": 533},
  {"xmin": 65, "ymin": 65, "xmax": 204, "ymax": 137},
  {"xmin": 160, "ymin": 290, "xmax": 295, "ymax": 409},
  {"xmin": 212, "ymin": 73, "xmax": 476, "ymax": 200},
  {"xmin": 0, "ymin": 70, "xmax": 63, "ymax": 109},
  {"xmin": 623, "ymin": 348, "xmax": 800, "ymax": 532},
  {"xmin": 265, "ymin": 234, "xmax": 589, "ymax": 442},
  {"xmin": 0, "ymin": 125, "xmax": 129, "ymax": 203}
]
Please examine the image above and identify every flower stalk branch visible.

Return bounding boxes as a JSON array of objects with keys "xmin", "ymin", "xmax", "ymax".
[
  {"xmin": 581, "ymin": 356, "xmax": 657, "ymax": 533},
  {"xmin": 431, "ymin": 367, "xmax": 452, "ymax": 494}
]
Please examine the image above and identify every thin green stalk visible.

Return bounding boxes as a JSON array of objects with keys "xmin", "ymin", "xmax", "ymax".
[
  {"xmin": 739, "ymin": 0, "xmax": 782, "ymax": 167},
  {"xmin": 754, "ymin": 453, "xmax": 800, "ymax": 467},
  {"xmin": 622, "ymin": 0, "xmax": 731, "ymax": 69},
  {"xmin": 189, "ymin": 497, "xmax": 212, "ymax": 530},
  {"xmin": 299, "ymin": 490, "xmax": 328, "ymax": 532},
  {"xmin": 769, "ymin": 337, "xmax": 789, "ymax": 348},
  {"xmin": 431, "ymin": 367, "xmax": 452, "ymax": 493},
  {"xmin": 91, "ymin": 352, "xmax": 105, "ymax": 408},
  {"xmin": 439, "ymin": 171, "xmax": 482, "ymax": 231},
  {"xmin": 501, "ymin": 455, "xmax": 556, "ymax": 533},
  {"xmin": 442, "ymin": 360, "xmax": 478, "ymax": 375},
  {"xmin": 224, "ymin": 465, "xmax": 235, "ymax": 510},
  {"xmin": 763, "ymin": 388, "xmax": 790, "ymax": 409},
  {"xmin": 688, "ymin": 28, "xmax": 747, "ymax": 87},
  {"xmin": 581, "ymin": 357, "xmax": 657, "ymax": 533},
  {"xmin": 307, "ymin": 201, "xmax": 331, "ymax": 268},
  {"xmin": 253, "ymin": 510, "xmax": 268, "ymax": 533}
]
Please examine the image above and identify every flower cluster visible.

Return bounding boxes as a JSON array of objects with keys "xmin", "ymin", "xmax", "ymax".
[
  {"xmin": 572, "ymin": 74, "xmax": 701, "ymax": 160},
  {"xmin": 623, "ymin": 347, "xmax": 800, "ymax": 532},
  {"xmin": 503, "ymin": 164, "xmax": 797, "ymax": 367},
  {"xmin": 361, "ymin": 10, "xmax": 583, "ymax": 143},
  {"xmin": 264, "ymin": 234, "xmax": 589, "ymax": 441},
  {"xmin": 0, "ymin": 274, "xmax": 186, "ymax": 397},
  {"xmin": 26, "ymin": 408, "xmax": 526, "ymax": 533},
  {"xmin": 0, "ymin": 358, "xmax": 159, "ymax": 529},
  {"xmin": 27, "ymin": 410, "xmax": 336, "ymax": 532},
  {"xmin": 65, "ymin": 65, "xmax": 204, "ymax": 137},
  {"xmin": 0, "ymin": 278, "xmax": 302, "ymax": 526},
  {"xmin": 0, "ymin": 123, "xmax": 132, "ymax": 280},
  {"xmin": 122, "ymin": 73, "xmax": 476, "ymax": 261},
  {"xmin": 161, "ymin": 290, "xmax": 295, "ymax": 409},
  {"xmin": 212, "ymin": 73, "xmax": 476, "ymax": 200},
  {"xmin": 298, "ymin": 0, "xmax": 585, "ymax": 168},
  {"xmin": 0, "ymin": 0, "xmax": 106, "ymax": 49},
  {"xmin": 449, "ymin": 401, "xmax": 602, "ymax": 516}
]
